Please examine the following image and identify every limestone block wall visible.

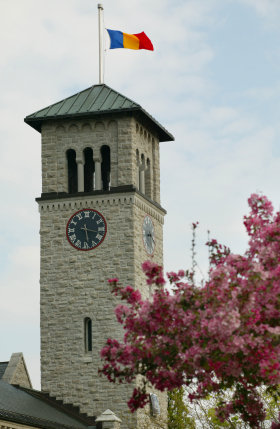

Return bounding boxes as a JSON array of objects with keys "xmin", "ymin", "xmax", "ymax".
[
  {"xmin": 132, "ymin": 196, "xmax": 167, "ymax": 427},
  {"xmin": 2, "ymin": 353, "xmax": 32, "ymax": 389},
  {"xmin": 132, "ymin": 118, "xmax": 161, "ymax": 204},
  {"xmin": 39, "ymin": 191, "xmax": 166, "ymax": 428},
  {"xmin": 39, "ymin": 114, "xmax": 167, "ymax": 428},
  {"xmin": 41, "ymin": 119, "xmax": 119, "ymax": 194},
  {"xmin": 41, "ymin": 116, "xmax": 161, "ymax": 205}
]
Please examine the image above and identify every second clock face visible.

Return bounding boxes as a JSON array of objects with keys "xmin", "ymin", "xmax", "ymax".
[
  {"xmin": 143, "ymin": 215, "xmax": 155, "ymax": 255},
  {"xmin": 66, "ymin": 209, "xmax": 107, "ymax": 251}
]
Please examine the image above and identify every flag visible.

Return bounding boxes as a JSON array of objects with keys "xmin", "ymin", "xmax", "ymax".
[{"xmin": 107, "ymin": 29, "xmax": 154, "ymax": 51}]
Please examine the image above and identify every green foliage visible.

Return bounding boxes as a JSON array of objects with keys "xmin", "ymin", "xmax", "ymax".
[
  {"xmin": 168, "ymin": 387, "xmax": 195, "ymax": 429},
  {"xmin": 259, "ymin": 385, "xmax": 280, "ymax": 424},
  {"xmin": 185, "ymin": 386, "xmax": 280, "ymax": 428},
  {"xmin": 206, "ymin": 407, "xmax": 232, "ymax": 427}
]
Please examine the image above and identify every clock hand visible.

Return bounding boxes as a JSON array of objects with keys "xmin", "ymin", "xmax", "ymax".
[
  {"xmin": 80, "ymin": 224, "xmax": 89, "ymax": 241},
  {"xmin": 147, "ymin": 232, "xmax": 155, "ymax": 245},
  {"xmin": 86, "ymin": 228, "xmax": 98, "ymax": 233}
]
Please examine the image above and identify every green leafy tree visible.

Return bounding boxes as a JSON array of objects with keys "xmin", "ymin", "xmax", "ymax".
[
  {"xmin": 168, "ymin": 387, "xmax": 195, "ymax": 429},
  {"xmin": 181, "ymin": 385, "xmax": 280, "ymax": 428}
]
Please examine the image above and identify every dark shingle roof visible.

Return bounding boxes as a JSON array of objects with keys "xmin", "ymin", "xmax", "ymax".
[
  {"xmin": 24, "ymin": 84, "xmax": 174, "ymax": 142},
  {"xmin": 0, "ymin": 381, "xmax": 95, "ymax": 429},
  {"xmin": 0, "ymin": 362, "xmax": 8, "ymax": 379}
]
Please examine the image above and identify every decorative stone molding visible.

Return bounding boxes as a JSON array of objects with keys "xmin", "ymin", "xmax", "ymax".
[
  {"xmin": 2, "ymin": 353, "xmax": 32, "ymax": 389},
  {"xmin": 37, "ymin": 191, "xmax": 165, "ymax": 224},
  {"xmin": 96, "ymin": 409, "xmax": 122, "ymax": 429}
]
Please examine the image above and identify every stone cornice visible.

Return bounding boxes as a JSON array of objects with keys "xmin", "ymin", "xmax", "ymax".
[{"xmin": 36, "ymin": 186, "xmax": 166, "ymax": 223}]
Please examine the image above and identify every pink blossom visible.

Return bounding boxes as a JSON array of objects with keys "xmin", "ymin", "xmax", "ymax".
[
  {"xmin": 108, "ymin": 278, "xmax": 119, "ymax": 283},
  {"xmin": 100, "ymin": 194, "xmax": 280, "ymax": 428}
]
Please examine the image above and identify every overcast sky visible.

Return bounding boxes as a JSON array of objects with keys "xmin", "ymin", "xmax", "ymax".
[{"xmin": 1, "ymin": 0, "xmax": 280, "ymax": 389}]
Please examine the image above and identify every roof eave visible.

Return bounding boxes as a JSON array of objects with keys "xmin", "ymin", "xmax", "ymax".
[{"xmin": 24, "ymin": 107, "xmax": 174, "ymax": 142}]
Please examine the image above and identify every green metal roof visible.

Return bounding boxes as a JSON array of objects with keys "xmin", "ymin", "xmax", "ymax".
[
  {"xmin": 24, "ymin": 84, "xmax": 174, "ymax": 142},
  {"xmin": 0, "ymin": 381, "xmax": 94, "ymax": 429},
  {"xmin": 0, "ymin": 363, "xmax": 8, "ymax": 380}
]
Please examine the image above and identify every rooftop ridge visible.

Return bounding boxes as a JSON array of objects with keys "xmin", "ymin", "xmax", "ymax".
[
  {"xmin": 15, "ymin": 385, "xmax": 96, "ymax": 426},
  {"xmin": 0, "ymin": 408, "xmax": 93, "ymax": 429}
]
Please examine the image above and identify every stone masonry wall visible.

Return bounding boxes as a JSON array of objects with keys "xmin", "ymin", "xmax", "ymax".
[
  {"xmin": 39, "ymin": 192, "xmax": 166, "ymax": 428},
  {"xmin": 2, "ymin": 353, "xmax": 32, "ymax": 389},
  {"xmin": 41, "ymin": 116, "xmax": 161, "ymax": 204},
  {"xmin": 132, "ymin": 196, "xmax": 168, "ymax": 427},
  {"xmin": 41, "ymin": 116, "xmax": 160, "ymax": 197},
  {"xmin": 40, "ymin": 194, "xmax": 136, "ymax": 428},
  {"xmin": 39, "ymin": 117, "xmax": 167, "ymax": 429},
  {"xmin": 131, "ymin": 118, "xmax": 160, "ymax": 204}
]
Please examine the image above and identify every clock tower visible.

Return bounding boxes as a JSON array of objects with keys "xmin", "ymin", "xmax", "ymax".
[{"xmin": 25, "ymin": 84, "xmax": 173, "ymax": 428}]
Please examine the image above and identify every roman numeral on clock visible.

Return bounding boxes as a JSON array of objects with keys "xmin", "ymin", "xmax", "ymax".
[{"xmin": 66, "ymin": 209, "xmax": 107, "ymax": 251}]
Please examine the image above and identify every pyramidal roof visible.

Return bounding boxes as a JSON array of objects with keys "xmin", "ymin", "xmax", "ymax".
[{"xmin": 24, "ymin": 83, "xmax": 174, "ymax": 142}]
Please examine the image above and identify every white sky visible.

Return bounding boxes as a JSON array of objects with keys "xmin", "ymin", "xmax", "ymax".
[{"xmin": 1, "ymin": 0, "xmax": 280, "ymax": 389}]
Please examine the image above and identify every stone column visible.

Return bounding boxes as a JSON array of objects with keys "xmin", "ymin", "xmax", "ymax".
[
  {"xmin": 76, "ymin": 155, "xmax": 85, "ymax": 193},
  {"xmin": 136, "ymin": 150, "xmax": 140, "ymax": 190},
  {"xmin": 136, "ymin": 165, "xmax": 140, "ymax": 190},
  {"xmin": 139, "ymin": 165, "xmax": 145, "ymax": 194},
  {"xmin": 94, "ymin": 157, "xmax": 102, "ymax": 190},
  {"xmin": 96, "ymin": 409, "xmax": 122, "ymax": 429}
]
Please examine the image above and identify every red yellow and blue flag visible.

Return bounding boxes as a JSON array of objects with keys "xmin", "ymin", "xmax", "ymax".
[{"xmin": 107, "ymin": 29, "xmax": 154, "ymax": 51}]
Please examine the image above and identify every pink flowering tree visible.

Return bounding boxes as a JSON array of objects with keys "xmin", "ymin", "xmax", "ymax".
[{"xmin": 100, "ymin": 194, "xmax": 280, "ymax": 428}]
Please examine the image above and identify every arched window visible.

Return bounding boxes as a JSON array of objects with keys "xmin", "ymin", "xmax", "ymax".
[
  {"xmin": 145, "ymin": 158, "xmax": 152, "ymax": 198},
  {"xmin": 139, "ymin": 153, "xmax": 145, "ymax": 194},
  {"xmin": 84, "ymin": 317, "xmax": 92, "ymax": 352},
  {"xmin": 136, "ymin": 149, "xmax": 140, "ymax": 189},
  {"xmin": 83, "ymin": 148, "xmax": 94, "ymax": 192},
  {"xmin": 150, "ymin": 393, "xmax": 160, "ymax": 416},
  {"xmin": 101, "ymin": 145, "xmax": 110, "ymax": 191},
  {"xmin": 67, "ymin": 149, "xmax": 77, "ymax": 193}
]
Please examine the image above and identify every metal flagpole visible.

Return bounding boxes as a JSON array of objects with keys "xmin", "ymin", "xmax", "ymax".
[{"xmin": 98, "ymin": 3, "xmax": 104, "ymax": 84}]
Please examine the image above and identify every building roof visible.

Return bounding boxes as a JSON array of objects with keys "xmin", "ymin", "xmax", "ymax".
[
  {"xmin": 0, "ymin": 363, "xmax": 8, "ymax": 379},
  {"xmin": 0, "ymin": 381, "xmax": 96, "ymax": 429},
  {"xmin": 0, "ymin": 352, "xmax": 32, "ymax": 388},
  {"xmin": 24, "ymin": 83, "xmax": 174, "ymax": 142}
]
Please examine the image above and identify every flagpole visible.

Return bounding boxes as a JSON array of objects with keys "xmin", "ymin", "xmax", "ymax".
[{"xmin": 98, "ymin": 3, "xmax": 104, "ymax": 84}]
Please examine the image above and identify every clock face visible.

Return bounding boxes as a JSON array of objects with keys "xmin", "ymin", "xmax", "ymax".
[
  {"xmin": 143, "ymin": 215, "xmax": 155, "ymax": 255},
  {"xmin": 66, "ymin": 209, "xmax": 107, "ymax": 251}
]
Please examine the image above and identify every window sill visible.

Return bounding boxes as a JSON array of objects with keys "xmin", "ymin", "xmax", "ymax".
[{"xmin": 81, "ymin": 355, "xmax": 93, "ymax": 363}]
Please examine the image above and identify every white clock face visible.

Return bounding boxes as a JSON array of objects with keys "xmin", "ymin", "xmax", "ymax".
[{"xmin": 143, "ymin": 215, "xmax": 155, "ymax": 255}]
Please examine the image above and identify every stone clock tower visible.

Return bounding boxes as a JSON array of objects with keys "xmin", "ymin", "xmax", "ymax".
[{"xmin": 25, "ymin": 84, "xmax": 173, "ymax": 428}]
